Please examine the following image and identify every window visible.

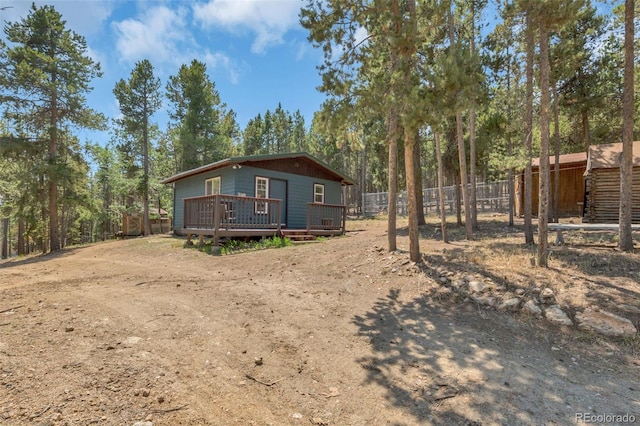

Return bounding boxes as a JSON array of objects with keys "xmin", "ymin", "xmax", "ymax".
[
  {"xmin": 205, "ymin": 176, "xmax": 221, "ymax": 195},
  {"xmin": 255, "ymin": 176, "xmax": 269, "ymax": 213},
  {"xmin": 314, "ymin": 184, "xmax": 325, "ymax": 204}
]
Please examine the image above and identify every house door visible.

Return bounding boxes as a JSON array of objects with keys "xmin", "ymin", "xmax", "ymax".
[{"xmin": 270, "ymin": 178, "xmax": 287, "ymax": 226}]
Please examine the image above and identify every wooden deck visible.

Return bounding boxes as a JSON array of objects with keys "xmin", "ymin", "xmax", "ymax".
[{"xmin": 182, "ymin": 194, "xmax": 347, "ymax": 244}]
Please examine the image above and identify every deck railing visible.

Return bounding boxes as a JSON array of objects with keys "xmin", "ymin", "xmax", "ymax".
[
  {"xmin": 307, "ymin": 202, "xmax": 346, "ymax": 232},
  {"xmin": 183, "ymin": 194, "xmax": 282, "ymax": 231}
]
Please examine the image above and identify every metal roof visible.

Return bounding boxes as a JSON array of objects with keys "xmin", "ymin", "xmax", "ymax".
[
  {"xmin": 531, "ymin": 151, "xmax": 587, "ymax": 167},
  {"xmin": 586, "ymin": 141, "xmax": 640, "ymax": 171},
  {"xmin": 161, "ymin": 152, "xmax": 356, "ymax": 185}
]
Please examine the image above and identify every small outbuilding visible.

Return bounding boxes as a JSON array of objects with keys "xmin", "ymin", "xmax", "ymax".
[
  {"xmin": 583, "ymin": 141, "xmax": 640, "ymax": 223},
  {"xmin": 516, "ymin": 151, "xmax": 587, "ymax": 217},
  {"xmin": 161, "ymin": 152, "xmax": 355, "ymax": 241}
]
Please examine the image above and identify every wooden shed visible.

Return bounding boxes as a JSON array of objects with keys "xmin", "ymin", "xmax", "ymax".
[
  {"xmin": 583, "ymin": 141, "xmax": 640, "ymax": 223},
  {"xmin": 516, "ymin": 152, "xmax": 587, "ymax": 217}
]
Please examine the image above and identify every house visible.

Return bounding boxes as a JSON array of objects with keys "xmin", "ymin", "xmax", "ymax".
[
  {"xmin": 161, "ymin": 152, "xmax": 355, "ymax": 242},
  {"xmin": 515, "ymin": 151, "xmax": 587, "ymax": 217},
  {"xmin": 583, "ymin": 141, "xmax": 640, "ymax": 223}
]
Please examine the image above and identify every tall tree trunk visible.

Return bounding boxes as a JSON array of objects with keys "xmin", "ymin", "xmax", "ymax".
[
  {"xmin": 143, "ymin": 98, "xmax": 151, "ymax": 237},
  {"xmin": 469, "ymin": 7, "xmax": 478, "ymax": 230},
  {"xmin": 435, "ymin": 133, "xmax": 448, "ymax": 243},
  {"xmin": 553, "ymin": 85, "xmax": 561, "ymax": 223},
  {"xmin": 618, "ymin": 0, "xmax": 635, "ymax": 251},
  {"xmin": 455, "ymin": 172, "xmax": 462, "ymax": 226},
  {"xmin": 387, "ymin": 106, "xmax": 399, "ymax": 252},
  {"xmin": 469, "ymin": 108, "xmax": 477, "ymax": 230},
  {"xmin": 49, "ymin": 69, "xmax": 60, "ymax": 251},
  {"xmin": 404, "ymin": 130, "xmax": 420, "ymax": 262},
  {"xmin": 414, "ymin": 134, "xmax": 426, "ymax": 226},
  {"xmin": 537, "ymin": 19, "xmax": 550, "ymax": 267},
  {"xmin": 1, "ymin": 217, "xmax": 8, "ymax": 259},
  {"xmin": 506, "ymin": 45, "xmax": 514, "ymax": 227},
  {"xmin": 40, "ymin": 173, "xmax": 48, "ymax": 253},
  {"xmin": 17, "ymin": 219, "xmax": 25, "ymax": 256},
  {"xmin": 524, "ymin": 9, "xmax": 535, "ymax": 245},
  {"xmin": 448, "ymin": 7, "xmax": 472, "ymax": 240}
]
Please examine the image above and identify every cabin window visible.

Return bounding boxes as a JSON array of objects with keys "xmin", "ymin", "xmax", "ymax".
[
  {"xmin": 255, "ymin": 176, "xmax": 269, "ymax": 214},
  {"xmin": 314, "ymin": 184, "xmax": 325, "ymax": 204},
  {"xmin": 205, "ymin": 176, "xmax": 221, "ymax": 195}
]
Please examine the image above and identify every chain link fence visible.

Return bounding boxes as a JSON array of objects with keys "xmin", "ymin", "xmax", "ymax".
[{"xmin": 363, "ymin": 180, "xmax": 511, "ymax": 216}]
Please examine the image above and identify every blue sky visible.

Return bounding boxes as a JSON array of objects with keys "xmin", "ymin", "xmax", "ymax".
[{"xmin": 0, "ymin": 0, "xmax": 325, "ymax": 146}]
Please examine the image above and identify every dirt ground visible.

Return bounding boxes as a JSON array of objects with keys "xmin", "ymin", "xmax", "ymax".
[{"xmin": 1, "ymin": 215, "xmax": 639, "ymax": 426}]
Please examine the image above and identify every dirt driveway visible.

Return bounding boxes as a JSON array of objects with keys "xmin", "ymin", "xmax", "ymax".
[{"xmin": 1, "ymin": 217, "xmax": 639, "ymax": 425}]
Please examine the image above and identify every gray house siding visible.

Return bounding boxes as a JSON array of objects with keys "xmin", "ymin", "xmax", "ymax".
[
  {"xmin": 232, "ymin": 166, "xmax": 342, "ymax": 229},
  {"xmin": 173, "ymin": 167, "xmax": 236, "ymax": 230},
  {"xmin": 172, "ymin": 165, "xmax": 343, "ymax": 231}
]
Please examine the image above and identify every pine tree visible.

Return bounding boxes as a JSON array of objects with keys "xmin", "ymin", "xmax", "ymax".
[
  {"xmin": 113, "ymin": 60, "xmax": 162, "ymax": 237},
  {"xmin": 0, "ymin": 4, "xmax": 104, "ymax": 251}
]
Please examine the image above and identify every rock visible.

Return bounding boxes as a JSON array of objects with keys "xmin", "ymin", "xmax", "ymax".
[
  {"xmin": 463, "ymin": 275, "xmax": 475, "ymax": 282},
  {"xmin": 65, "ymin": 326, "xmax": 74, "ymax": 332},
  {"xmin": 133, "ymin": 422, "xmax": 153, "ymax": 426},
  {"xmin": 468, "ymin": 281, "xmax": 486, "ymax": 293},
  {"xmin": 141, "ymin": 389, "xmax": 150, "ymax": 397},
  {"xmin": 540, "ymin": 288, "xmax": 555, "ymax": 304},
  {"xmin": 575, "ymin": 308, "xmax": 637, "ymax": 337},
  {"xmin": 515, "ymin": 288, "xmax": 526, "ymax": 296},
  {"xmin": 499, "ymin": 298, "xmax": 521, "ymax": 311},
  {"xmin": 451, "ymin": 280, "xmax": 465, "ymax": 289},
  {"xmin": 523, "ymin": 300, "xmax": 542, "ymax": 317},
  {"xmin": 618, "ymin": 304, "xmax": 640, "ymax": 314},
  {"xmin": 472, "ymin": 295, "xmax": 496, "ymax": 307},
  {"xmin": 544, "ymin": 305, "xmax": 573, "ymax": 326},
  {"xmin": 292, "ymin": 413, "xmax": 303, "ymax": 419}
]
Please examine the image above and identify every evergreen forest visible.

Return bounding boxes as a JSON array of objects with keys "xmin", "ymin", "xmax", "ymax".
[{"xmin": 0, "ymin": 1, "xmax": 637, "ymax": 261}]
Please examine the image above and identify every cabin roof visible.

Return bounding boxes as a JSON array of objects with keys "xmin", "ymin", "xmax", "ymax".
[
  {"xmin": 531, "ymin": 151, "xmax": 587, "ymax": 167},
  {"xmin": 161, "ymin": 152, "xmax": 356, "ymax": 185},
  {"xmin": 586, "ymin": 141, "xmax": 640, "ymax": 171}
]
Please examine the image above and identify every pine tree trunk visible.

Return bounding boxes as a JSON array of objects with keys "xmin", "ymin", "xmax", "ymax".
[
  {"xmin": 553, "ymin": 85, "xmax": 561, "ymax": 223},
  {"xmin": 404, "ymin": 130, "xmax": 420, "ymax": 262},
  {"xmin": 448, "ymin": 7, "xmax": 472, "ymax": 240},
  {"xmin": 387, "ymin": 104, "xmax": 398, "ymax": 252},
  {"xmin": 435, "ymin": 133, "xmax": 448, "ymax": 243},
  {"xmin": 1, "ymin": 217, "xmax": 8, "ymax": 259},
  {"xmin": 524, "ymin": 9, "xmax": 535, "ymax": 245},
  {"xmin": 49, "ymin": 67, "xmax": 60, "ymax": 252},
  {"xmin": 143, "ymin": 99, "xmax": 151, "ymax": 237},
  {"xmin": 618, "ymin": 0, "xmax": 635, "ymax": 251},
  {"xmin": 17, "ymin": 219, "xmax": 25, "ymax": 256},
  {"xmin": 414, "ymin": 135, "xmax": 426, "ymax": 226},
  {"xmin": 537, "ymin": 19, "xmax": 550, "ymax": 267}
]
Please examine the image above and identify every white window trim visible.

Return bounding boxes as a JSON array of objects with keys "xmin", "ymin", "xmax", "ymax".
[
  {"xmin": 255, "ymin": 176, "xmax": 269, "ymax": 214},
  {"xmin": 205, "ymin": 176, "xmax": 221, "ymax": 195},
  {"xmin": 314, "ymin": 183, "xmax": 325, "ymax": 204}
]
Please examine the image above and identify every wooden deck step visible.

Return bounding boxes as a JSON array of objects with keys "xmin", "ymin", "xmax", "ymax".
[{"xmin": 281, "ymin": 230, "xmax": 317, "ymax": 241}]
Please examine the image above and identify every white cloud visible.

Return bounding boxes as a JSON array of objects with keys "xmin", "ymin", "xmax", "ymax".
[
  {"xmin": 193, "ymin": 0, "xmax": 303, "ymax": 54},
  {"xmin": 202, "ymin": 50, "xmax": 244, "ymax": 84},
  {"xmin": 112, "ymin": 5, "xmax": 192, "ymax": 64},
  {"xmin": 1, "ymin": 1, "xmax": 114, "ymax": 41}
]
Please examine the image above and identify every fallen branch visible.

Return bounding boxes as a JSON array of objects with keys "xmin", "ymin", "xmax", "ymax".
[
  {"xmin": 245, "ymin": 373, "xmax": 286, "ymax": 387},
  {"xmin": 150, "ymin": 404, "xmax": 188, "ymax": 414},
  {"xmin": 0, "ymin": 323, "xmax": 10, "ymax": 327},
  {"xmin": 31, "ymin": 405, "xmax": 50, "ymax": 419},
  {"xmin": 146, "ymin": 313, "xmax": 176, "ymax": 323},
  {"xmin": 0, "ymin": 305, "xmax": 23, "ymax": 314}
]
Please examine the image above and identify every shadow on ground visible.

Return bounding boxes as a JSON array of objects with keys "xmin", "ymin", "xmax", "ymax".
[{"xmin": 352, "ymin": 288, "xmax": 640, "ymax": 425}]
